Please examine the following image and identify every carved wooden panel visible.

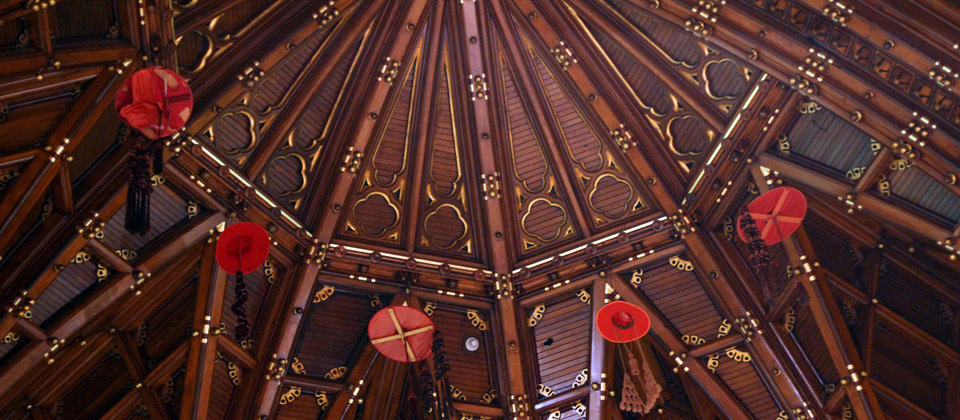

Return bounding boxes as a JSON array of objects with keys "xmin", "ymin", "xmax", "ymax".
[
  {"xmin": 712, "ymin": 345, "xmax": 783, "ymax": 419},
  {"xmin": 195, "ymin": 23, "xmax": 336, "ymax": 166},
  {"xmin": 530, "ymin": 296, "xmax": 591, "ymax": 399},
  {"xmin": 587, "ymin": 25, "xmax": 715, "ymax": 175},
  {"xmin": 338, "ymin": 55, "xmax": 420, "ymax": 247},
  {"xmin": 174, "ymin": 0, "xmax": 278, "ymax": 78},
  {"xmin": 605, "ymin": 0, "xmax": 758, "ymax": 116},
  {"xmin": 871, "ymin": 327, "xmax": 946, "ymax": 417},
  {"xmin": 291, "ymin": 287, "xmax": 381, "ymax": 378},
  {"xmin": 621, "ymin": 258, "xmax": 725, "ymax": 344},
  {"xmin": 522, "ymin": 39, "xmax": 651, "ymax": 230},
  {"xmin": 256, "ymin": 40, "xmax": 360, "ymax": 214},
  {"xmin": 58, "ymin": 351, "xmax": 132, "ymax": 420},
  {"xmin": 30, "ymin": 252, "xmax": 105, "ymax": 327},
  {"xmin": 495, "ymin": 50, "xmax": 579, "ymax": 255},
  {"xmin": 888, "ymin": 166, "xmax": 960, "ymax": 224},
  {"xmin": 777, "ymin": 105, "xmax": 876, "ymax": 183},
  {"xmin": 414, "ymin": 48, "xmax": 481, "ymax": 259},
  {"xmin": 49, "ymin": 0, "xmax": 123, "ymax": 44}
]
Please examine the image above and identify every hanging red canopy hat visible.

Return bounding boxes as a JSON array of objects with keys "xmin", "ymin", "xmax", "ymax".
[
  {"xmin": 115, "ymin": 67, "xmax": 194, "ymax": 140},
  {"xmin": 597, "ymin": 301, "xmax": 651, "ymax": 343},
  {"xmin": 216, "ymin": 222, "xmax": 270, "ymax": 344},
  {"xmin": 216, "ymin": 222, "xmax": 271, "ymax": 275},
  {"xmin": 736, "ymin": 186, "xmax": 807, "ymax": 245},
  {"xmin": 368, "ymin": 306, "xmax": 435, "ymax": 363}
]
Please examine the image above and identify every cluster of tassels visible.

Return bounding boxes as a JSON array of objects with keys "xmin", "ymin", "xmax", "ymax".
[
  {"xmin": 416, "ymin": 360, "xmax": 435, "ymax": 416},
  {"xmin": 125, "ymin": 141, "xmax": 157, "ymax": 236},
  {"xmin": 231, "ymin": 271, "xmax": 251, "ymax": 342},
  {"xmin": 738, "ymin": 206, "xmax": 774, "ymax": 298},
  {"xmin": 430, "ymin": 331, "xmax": 456, "ymax": 416},
  {"xmin": 620, "ymin": 351, "xmax": 661, "ymax": 414}
]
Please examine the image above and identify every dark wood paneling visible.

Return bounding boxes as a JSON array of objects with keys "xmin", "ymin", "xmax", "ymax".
[
  {"xmin": 782, "ymin": 108, "xmax": 876, "ymax": 180},
  {"xmin": 889, "ymin": 166, "xmax": 960, "ymax": 223},
  {"xmin": 292, "ymin": 288, "xmax": 380, "ymax": 378},
  {"xmin": 431, "ymin": 307, "xmax": 495, "ymax": 401},
  {"xmin": 632, "ymin": 260, "xmax": 725, "ymax": 343},
  {"xmin": 713, "ymin": 349, "xmax": 782, "ymax": 419},
  {"xmin": 99, "ymin": 184, "xmax": 193, "ymax": 253},
  {"xmin": 59, "ymin": 352, "xmax": 132, "ymax": 420},
  {"xmin": 531, "ymin": 296, "xmax": 590, "ymax": 398}
]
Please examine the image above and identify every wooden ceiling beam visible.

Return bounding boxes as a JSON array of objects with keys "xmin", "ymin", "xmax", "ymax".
[
  {"xmin": 872, "ymin": 381, "xmax": 939, "ymax": 420},
  {"xmin": 96, "ymin": 340, "xmax": 188, "ymax": 420},
  {"xmin": 750, "ymin": 166, "xmax": 886, "ymax": 420},
  {"xmin": 459, "ymin": 1, "xmax": 536, "ymax": 413},
  {"xmin": 758, "ymin": 152, "xmax": 954, "ymax": 244},
  {"xmin": 560, "ymin": 0, "xmax": 726, "ymax": 130},
  {"xmin": 587, "ymin": 277, "xmax": 610, "ymax": 420},
  {"xmin": 0, "ymin": 211, "xmax": 222, "ymax": 403},
  {"xmin": 607, "ymin": 272, "xmax": 754, "ymax": 420},
  {"xmin": 242, "ymin": 0, "xmax": 382, "ymax": 179},
  {"xmin": 179, "ymin": 242, "xmax": 228, "ymax": 420},
  {"xmin": 0, "ymin": 42, "xmax": 136, "ymax": 80},
  {"xmin": 0, "ymin": 66, "xmax": 130, "ymax": 259},
  {"xmin": 282, "ymin": 374, "xmax": 345, "ymax": 393},
  {"xmin": 113, "ymin": 331, "xmax": 173, "ymax": 420},
  {"xmin": 217, "ymin": 336, "xmax": 256, "ymax": 371}
]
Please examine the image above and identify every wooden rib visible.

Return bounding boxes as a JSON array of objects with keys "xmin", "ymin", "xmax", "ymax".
[
  {"xmin": 587, "ymin": 277, "xmax": 607, "ymax": 420},
  {"xmin": 179, "ymin": 242, "xmax": 228, "ymax": 420},
  {"xmin": 0, "ymin": 42, "xmax": 136, "ymax": 79},
  {"xmin": 282, "ymin": 374, "xmax": 346, "ymax": 393},
  {"xmin": 749, "ymin": 166, "xmax": 886, "ymax": 420},
  {"xmin": 98, "ymin": 340, "xmax": 189, "ymax": 420},
  {"xmin": 218, "ymin": 336, "xmax": 257, "ymax": 370}
]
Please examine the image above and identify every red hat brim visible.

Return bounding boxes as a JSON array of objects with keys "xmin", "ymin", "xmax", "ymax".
[
  {"xmin": 737, "ymin": 186, "xmax": 807, "ymax": 245},
  {"xmin": 216, "ymin": 222, "xmax": 270, "ymax": 274},
  {"xmin": 596, "ymin": 301, "xmax": 651, "ymax": 343},
  {"xmin": 368, "ymin": 305, "xmax": 435, "ymax": 363}
]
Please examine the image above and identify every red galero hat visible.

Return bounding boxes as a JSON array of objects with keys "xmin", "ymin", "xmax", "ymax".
[
  {"xmin": 737, "ymin": 186, "xmax": 807, "ymax": 245},
  {"xmin": 216, "ymin": 222, "xmax": 270, "ymax": 275},
  {"xmin": 596, "ymin": 301, "xmax": 651, "ymax": 343}
]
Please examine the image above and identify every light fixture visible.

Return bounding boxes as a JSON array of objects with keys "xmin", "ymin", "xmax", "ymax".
[{"xmin": 465, "ymin": 336, "xmax": 480, "ymax": 352}]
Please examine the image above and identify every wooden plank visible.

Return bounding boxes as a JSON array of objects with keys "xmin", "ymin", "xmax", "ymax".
[{"xmin": 587, "ymin": 278, "xmax": 607, "ymax": 420}]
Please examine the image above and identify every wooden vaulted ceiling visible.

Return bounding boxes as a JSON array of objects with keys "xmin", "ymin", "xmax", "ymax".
[{"xmin": 1, "ymin": 0, "xmax": 960, "ymax": 420}]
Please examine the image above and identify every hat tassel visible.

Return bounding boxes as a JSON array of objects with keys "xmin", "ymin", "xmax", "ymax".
[{"xmin": 124, "ymin": 143, "xmax": 153, "ymax": 236}]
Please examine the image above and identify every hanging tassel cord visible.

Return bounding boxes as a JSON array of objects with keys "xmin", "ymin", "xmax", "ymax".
[
  {"xmin": 125, "ymin": 143, "xmax": 153, "ymax": 235},
  {"xmin": 738, "ymin": 206, "xmax": 774, "ymax": 299},
  {"xmin": 231, "ymin": 244, "xmax": 251, "ymax": 343}
]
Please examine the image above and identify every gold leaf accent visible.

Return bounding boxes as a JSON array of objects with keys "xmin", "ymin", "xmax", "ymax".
[
  {"xmin": 707, "ymin": 353, "xmax": 719, "ymax": 373},
  {"xmin": 369, "ymin": 293, "xmax": 382, "ymax": 308},
  {"xmin": 315, "ymin": 392, "xmax": 330, "ymax": 410},
  {"xmin": 313, "ymin": 285, "xmax": 334, "ymax": 303},
  {"xmin": 721, "ymin": 217, "xmax": 735, "ymax": 240},
  {"xmin": 877, "ymin": 175, "xmax": 891, "ymax": 196},
  {"xmin": 263, "ymin": 259, "xmax": 276, "ymax": 284},
  {"xmin": 186, "ymin": 201, "xmax": 199, "ymax": 219},
  {"xmin": 72, "ymin": 251, "xmax": 91, "ymax": 264},
  {"xmin": 784, "ymin": 307, "xmax": 796, "ymax": 333},
  {"xmin": 846, "ymin": 166, "xmax": 867, "ymax": 180},
  {"xmin": 572, "ymin": 401, "xmax": 587, "ymax": 416},
  {"xmin": 3, "ymin": 332, "xmax": 19, "ymax": 344},
  {"xmin": 290, "ymin": 357, "xmax": 305, "ymax": 375},
  {"xmin": 669, "ymin": 255, "xmax": 694, "ymax": 271},
  {"xmin": 528, "ymin": 304, "xmax": 545, "ymax": 327},
  {"xmin": 777, "ymin": 134, "xmax": 790, "ymax": 155},
  {"xmin": 423, "ymin": 302, "xmax": 436, "ymax": 316},
  {"xmin": 777, "ymin": 411, "xmax": 789, "ymax": 420},
  {"xmin": 96, "ymin": 263, "xmax": 109, "ymax": 282},
  {"xmin": 115, "ymin": 249, "xmax": 138, "ymax": 261},
  {"xmin": 279, "ymin": 387, "xmax": 301, "ymax": 405},
  {"xmin": 136, "ymin": 323, "xmax": 147, "ymax": 347},
  {"xmin": 630, "ymin": 269, "xmax": 643, "ymax": 287},
  {"xmin": 889, "ymin": 158, "xmax": 912, "ymax": 170},
  {"xmin": 571, "ymin": 368, "xmax": 588, "ymax": 388},
  {"xmin": 799, "ymin": 101, "xmax": 822, "ymax": 114},
  {"xmin": 466, "ymin": 310, "xmax": 488, "ymax": 331},
  {"xmin": 682, "ymin": 334, "xmax": 705, "ymax": 346},
  {"xmin": 448, "ymin": 384, "xmax": 467, "ymax": 401},
  {"xmin": 725, "ymin": 348, "xmax": 752, "ymax": 363},
  {"xmin": 718, "ymin": 318, "xmax": 731, "ymax": 337},
  {"xmin": 228, "ymin": 361, "xmax": 241, "ymax": 386},
  {"xmin": 545, "ymin": 409, "xmax": 561, "ymax": 420},
  {"xmin": 480, "ymin": 389, "xmax": 497, "ymax": 405},
  {"xmin": 537, "ymin": 383, "xmax": 556, "ymax": 398},
  {"xmin": 576, "ymin": 289, "xmax": 591, "ymax": 304},
  {"xmin": 324, "ymin": 366, "xmax": 346, "ymax": 380},
  {"xmin": 151, "ymin": 174, "xmax": 165, "ymax": 186}
]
